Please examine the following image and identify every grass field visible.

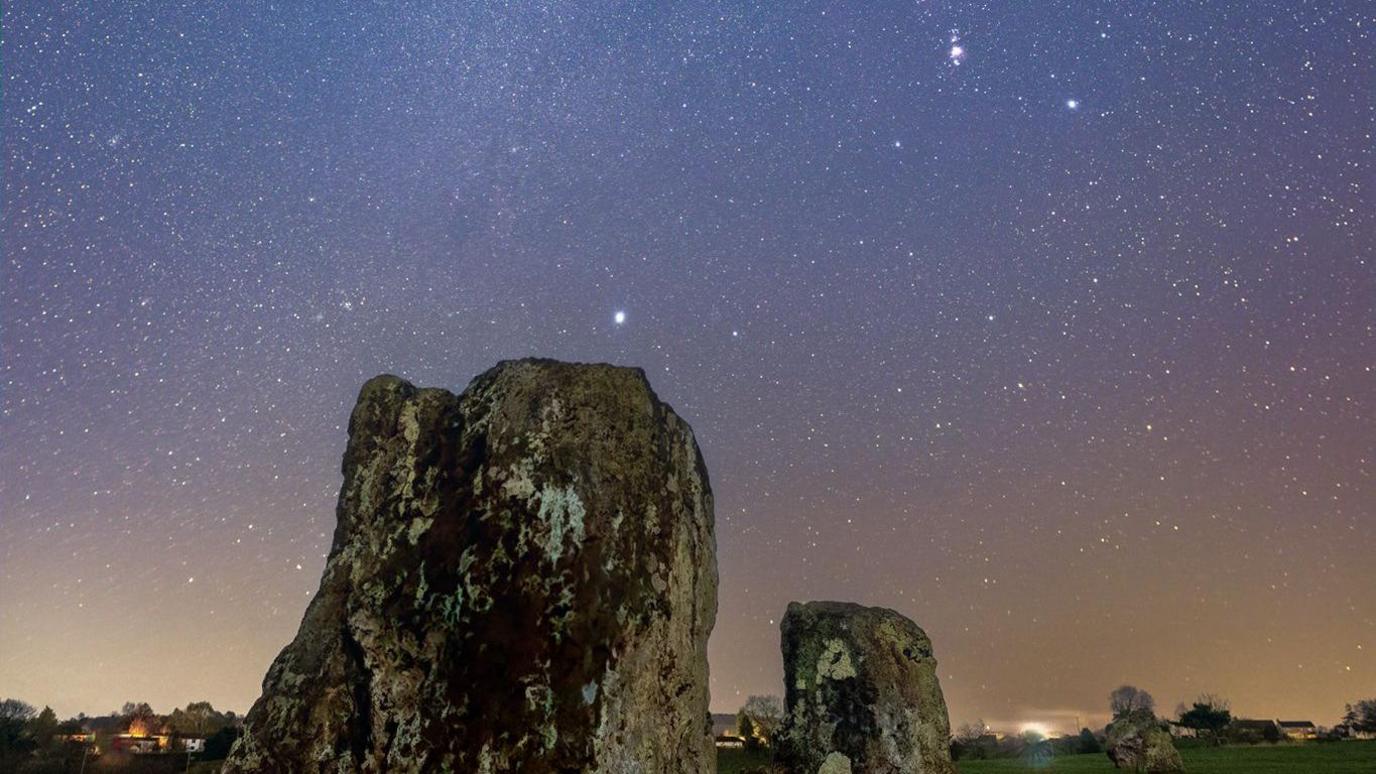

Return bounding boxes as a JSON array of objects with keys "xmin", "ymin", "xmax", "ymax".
[
  {"xmin": 720, "ymin": 741, "xmax": 1376, "ymax": 773},
  {"xmin": 957, "ymin": 741, "xmax": 1376, "ymax": 773},
  {"xmin": 718, "ymin": 746, "xmax": 774, "ymax": 773}
]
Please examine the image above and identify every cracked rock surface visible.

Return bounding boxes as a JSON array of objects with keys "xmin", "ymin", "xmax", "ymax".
[
  {"xmin": 775, "ymin": 601, "xmax": 954, "ymax": 774},
  {"xmin": 224, "ymin": 359, "xmax": 718, "ymax": 773}
]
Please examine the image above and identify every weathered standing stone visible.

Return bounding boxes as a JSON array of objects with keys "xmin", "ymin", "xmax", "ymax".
[
  {"xmin": 775, "ymin": 601, "xmax": 955, "ymax": 774},
  {"xmin": 1105, "ymin": 711, "xmax": 1185, "ymax": 772},
  {"xmin": 224, "ymin": 359, "xmax": 718, "ymax": 773}
]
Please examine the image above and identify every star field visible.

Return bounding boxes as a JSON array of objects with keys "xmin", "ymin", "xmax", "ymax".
[{"xmin": 2, "ymin": 1, "xmax": 1372, "ymax": 731}]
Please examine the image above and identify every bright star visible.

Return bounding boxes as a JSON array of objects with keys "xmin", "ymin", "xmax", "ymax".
[
  {"xmin": 1066, "ymin": 99, "xmax": 1079, "ymax": 109},
  {"xmin": 613, "ymin": 311, "xmax": 626, "ymax": 325}
]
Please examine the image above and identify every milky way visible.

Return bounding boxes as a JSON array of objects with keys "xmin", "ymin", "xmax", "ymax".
[{"xmin": 2, "ymin": 2, "xmax": 1372, "ymax": 730}]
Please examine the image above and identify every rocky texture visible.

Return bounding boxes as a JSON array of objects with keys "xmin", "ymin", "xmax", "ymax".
[
  {"xmin": 224, "ymin": 359, "xmax": 718, "ymax": 773},
  {"xmin": 1105, "ymin": 711, "xmax": 1185, "ymax": 772},
  {"xmin": 774, "ymin": 601, "xmax": 955, "ymax": 774}
]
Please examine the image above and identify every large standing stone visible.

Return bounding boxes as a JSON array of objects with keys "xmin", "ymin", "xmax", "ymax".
[
  {"xmin": 225, "ymin": 359, "xmax": 718, "ymax": 773},
  {"xmin": 1105, "ymin": 711, "xmax": 1185, "ymax": 772},
  {"xmin": 774, "ymin": 601, "xmax": 955, "ymax": 774}
]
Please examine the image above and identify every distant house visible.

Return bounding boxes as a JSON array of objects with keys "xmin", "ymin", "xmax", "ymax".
[
  {"xmin": 715, "ymin": 735, "xmax": 745, "ymax": 749},
  {"xmin": 55, "ymin": 731, "xmax": 95, "ymax": 745},
  {"xmin": 111, "ymin": 733, "xmax": 170, "ymax": 754},
  {"xmin": 1231, "ymin": 718, "xmax": 1281, "ymax": 738},
  {"xmin": 181, "ymin": 737, "xmax": 206, "ymax": 753},
  {"xmin": 711, "ymin": 713, "xmax": 745, "ymax": 748},
  {"xmin": 1230, "ymin": 718, "xmax": 1321, "ymax": 742},
  {"xmin": 1278, "ymin": 720, "xmax": 1317, "ymax": 740}
]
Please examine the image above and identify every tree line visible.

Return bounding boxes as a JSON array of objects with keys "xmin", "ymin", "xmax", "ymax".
[
  {"xmin": 0, "ymin": 697, "xmax": 243, "ymax": 771},
  {"xmin": 948, "ymin": 686, "xmax": 1376, "ymax": 763}
]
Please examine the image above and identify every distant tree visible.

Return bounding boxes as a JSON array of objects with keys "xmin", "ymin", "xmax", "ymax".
[
  {"xmin": 27, "ymin": 706, "xmax": 58, "ymax": 750},
  {"xmin": 1199, "ymin": 692, "xmax": 1228, "ymax": 710},
  {"xmin": 120, "ymin": 702, "xmax": 158, "ymax": 734},
  {"xmin": 0, "ymin": 700, "xmax": 35, "ymax": 723},
  {"xmin": 1077, "ymin": 727, "xmax": 1102, "ymax": 754},
  {"xmin": 736, "ymin": 710, "xmax": 759, "ymax": 751},
  {"xmin": 167, "ymin": 703, "xmax": 229, "ymax": 737},
  {"xmin": 1017, "ymin": 729, "xmax": 1049, "ymax": 765},
  {"xmin": 184, "ymin": 701, "xmax": 218, "ymax": 736},
  {"xmin": 1109, "ymin": 685, "xmax": 1156, "ymax": 718},
  {"xmin": 1022, "ymin": 732, "xmax": 1053, "ymax": 768},
  {"xmin": 1343, "ymin": 699, "xmax": 1376, "ymax": 735},
  {"xmin": 947, "ymin": 737, "xmax": 963, "ymax": 761},
  {"xmin": 0, "ymin": 699, "xmax": 37, "ymax": 761},
  {"xmin": 741, "ymin": 695, "xmax": 783, "ymax": 746},
  {"xmin": 1177, "ymin": 694, "xmax": 1231, "ymax": 744},
  {"xmin": 951, "ymin": 721, "xmax": 991, "ymax": 761},
  {"xmin": 953, "ymin": 721, "xmax": 988, "ymax": 745}
]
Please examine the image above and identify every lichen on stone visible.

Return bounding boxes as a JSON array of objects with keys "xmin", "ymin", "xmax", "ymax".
[
  {"xmin": 501, "ymin": 458, "xmax": 537, "ymax": 501},
  {"xmin": 816, "ymin": 638, "xmax": 857, "ymax": 683},
  {"xmin": 816, "ymin": 751, "xmax": 853, "ymax": 774},
  {"xmin": 536, "ymin": 483, "xmax": 586, "ymax": 564},
  {"xmin": 406, "ymin": 516, "xmax": 433, "ymax": 545}
]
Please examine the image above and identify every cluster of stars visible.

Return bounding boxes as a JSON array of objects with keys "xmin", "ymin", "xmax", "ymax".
[{"xmin": 948, "ymin": 30, "xmax": 966, "ymax": 66}]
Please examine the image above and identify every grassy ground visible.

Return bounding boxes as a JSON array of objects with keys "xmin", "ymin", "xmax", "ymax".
[
  {"xmin": 721, "ymin": 742, "xmax": 1376, "ymax": 773},
  {"xmin": 956, "ymin": 741, "xmax": 1376, "ymax": 773},
  {"xmin": 98, "ymin": 743, "xmax": 1376, "ymax": 773},
  {"xmin": 718, "ymin": 746, "xmax": 774, "ymax": 773}
]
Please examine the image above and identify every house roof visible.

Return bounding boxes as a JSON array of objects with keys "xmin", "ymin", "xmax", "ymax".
[
  {"xmin": 1278, "ymin": 720, "xmax": 1315, "ymax": 728},
  {"xmin": 710, "ymin": 713, "xmax": 740, "ymax": 736}
]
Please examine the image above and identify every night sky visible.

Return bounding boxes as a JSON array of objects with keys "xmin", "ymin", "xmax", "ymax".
[{"xmin": 3, "ymin": 2, "xmax": 1372, "ymax": 733}]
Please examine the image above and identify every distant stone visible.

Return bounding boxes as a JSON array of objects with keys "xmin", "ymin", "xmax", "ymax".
[
  {"xmin": 774, "ymin": 601, "xmax": 955, "ymax": 774},
  {"xmin": 1105, "ymin": 710, "xmax": 1185, "ymax": 772},
  {"xmin": 224, "ymin": 359, "xmax": 718, "ymax": 773}
]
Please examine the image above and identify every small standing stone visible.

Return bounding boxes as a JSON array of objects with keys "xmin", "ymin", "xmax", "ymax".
[
  {"xmin": 1105, "ymin": 710, "xmax": 1185, "ymax": 772},
  {"xmin": 775, "ymin": 601, "xmax": 956, "ymax": 774}
]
